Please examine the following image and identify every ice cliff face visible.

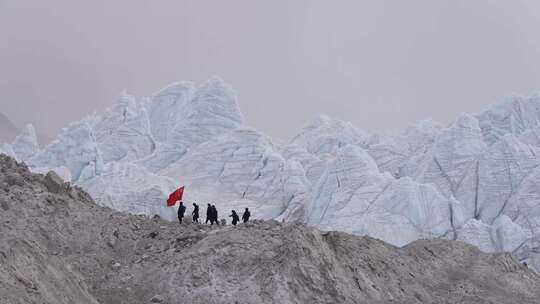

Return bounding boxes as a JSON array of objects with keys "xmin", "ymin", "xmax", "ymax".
[
  {"xmin": 4, "ymin": 78, "xmax": 540, "ymax": 271},
  {"xmin": 303, "ymin": 145, "xmax": 461, "ymax": 247},
  {"xmin": 476, "ymin": 94, "xmax": 540, "ymax": 145},
  {"xmin": 30, "ymin": 120, "xmax": 102, "ymax": 182},
  {"xmin": 93, "ymin": 92, "xmax": 156, "ymax": 163},
  {"xmin": 139, "ymin": 78, "xmax": 243, "ymax": 173}
]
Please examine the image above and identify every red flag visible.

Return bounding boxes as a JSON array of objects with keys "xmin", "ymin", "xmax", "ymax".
[{"xmin": 167, "ymin": 186, "xmax": 184, "ymax": 207}]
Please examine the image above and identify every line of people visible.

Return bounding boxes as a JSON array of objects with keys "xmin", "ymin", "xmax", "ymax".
[{"xmin": 176, "ymin": 201, "xmax": 250, "ymax": 226}]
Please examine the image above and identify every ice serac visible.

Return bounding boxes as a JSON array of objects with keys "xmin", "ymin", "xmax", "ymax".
[
  {"xmin": 140, "ymin": 77, "xmax": 243, "ymax": 173},
  {"xmin": 166, "ymin": 76, "xmax": 243, "ymax": 150},
  {"xmin": 280, "ymin": 142, "xmax": 327, "ymax": 188},
  {"xmin": 283, "ymin": 115, "xmax": 372, "ymax": 193},
  {"xmin": 290, "ymin": 115, "xmax": 370, "ymax": 159},
  {"xmin": 475, "ymin": 135, "xmax": 539, "ymax": 223},
  {"xmin": 476, "ymin": 94, "xmax": 540, "ymax": 145},
  {"xmin": 11, "ymin": 124, "xmax": 39, "ymax": 160},
  {"xmin": 93, "ymin": 92, "xmax": 156, "ymax": 163},
  {"xmin": 518, "ymin": 125, "xmax": 540, "ymax": 148},
  {"xmin": 455, "ymin": 219, "xmax": 495, "ymax": 252},
  {"xmin": 367, "ymin": 119, "xmax": 441, "ymax": 177},
  {"xmin": 456, "ymin": 216, "xmax": 531, "ymax": 254},
  {"xmin": 411, "ymin": 114, "xmax": 486, "ymax": 218},
  {"xmin": 30, "ymin": 120, "xmax": 103, "ymax": 182},
  {"xmin": 146, "ymin": 81, "xmax": 195, "ymax": 143},
  {"xmin": 305, "ymin": 145, "xmax": 460, "ymax": 246},
  {"xmin": 491, "ymin": 215, "xmax": 532, "ymax": 252},
  {"xmin": 503, "ymin": 165, "xmax": 540, "ymax": 270}
]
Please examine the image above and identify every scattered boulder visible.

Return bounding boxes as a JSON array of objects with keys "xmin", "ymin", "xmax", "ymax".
[
  {"xmin": 44, "ymin": 171, "xmax": 64, "ymax": 194},
  {"xmin": 150, "ymin": 295, "xmax": 165, "ymax": 303},
  {"xmin": 14, "ymin": 273, "xmax": 38, "ymax": 291}
]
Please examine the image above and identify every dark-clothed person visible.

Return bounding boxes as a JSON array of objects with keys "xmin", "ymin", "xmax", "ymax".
[
  {"xmin": 229, "ymin": 210, "xmax": 240, "ymax": 226},
  {"xmin": 212, "ymin": 205, "xmax": 218, "ymax": 225},
  {"xmin": 177, "ymin": 201, "xmax": 186, "ymax": 223},
  {"xmin": 205, "ymin": 204, "xmax": 212, "ymax": 224},
  {"xmin": 242, "ymin": 208, "xmax": 251, "ymax": 223},
  {"xmin": 192, "ymin": 203, "xmax": 199, "ymax": 223}
]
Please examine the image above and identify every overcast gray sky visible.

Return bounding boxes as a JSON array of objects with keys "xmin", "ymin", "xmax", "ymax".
[{"xmin": 1, "ymin": 0, "xmax": 540, "ymax": 140}]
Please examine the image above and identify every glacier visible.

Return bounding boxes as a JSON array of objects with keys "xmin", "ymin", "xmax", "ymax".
[{"xmin": 3, "ymin": 77, "xmax": 540, "ymax": 271}]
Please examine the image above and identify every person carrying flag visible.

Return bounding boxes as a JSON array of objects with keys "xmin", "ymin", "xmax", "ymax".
[
  {"xmin": 177, "ymin": 201, "xmax": 186, "ymax": 223},
  {"xmin": 167, "ymin": 186, "xmax": 186, "ymax": 224}
]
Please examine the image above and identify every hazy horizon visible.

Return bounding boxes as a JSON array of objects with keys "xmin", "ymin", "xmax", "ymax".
[{"xmin": 2, "ymin": 0, "xmax": 540, "ymax": 140}]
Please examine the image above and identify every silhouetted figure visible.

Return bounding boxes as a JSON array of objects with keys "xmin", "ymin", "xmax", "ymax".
[
  {"xmin": 192, "ymin": 203, "xmax": 199, "ymax": 223},
  {"xmin": 242, "ymin": 208, "xmax": 251, "ymax": 223},
  {"xmin": 212, "ymin": 205, "xmax": 218, "ymax": 225},
  {"xmin": 177, "ymin": 201, "xmax": 186, "ymax": 224},
  {"xmin": 229, "ymin": 210, "xmax": 240, "ymax": 226},
  {"xmin": 205, "ymin": 203, "xmax": 212, "ymax": 224}
]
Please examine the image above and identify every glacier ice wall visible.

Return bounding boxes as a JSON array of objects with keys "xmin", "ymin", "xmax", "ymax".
[{"xmin": 4, "ymin": 78, "xmax": 540, "ymax": 271}]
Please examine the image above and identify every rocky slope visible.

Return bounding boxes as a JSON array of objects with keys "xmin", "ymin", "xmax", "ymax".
[{"xmin": 1, "ymin": 155, "xmax": 540, "ymax": 304}]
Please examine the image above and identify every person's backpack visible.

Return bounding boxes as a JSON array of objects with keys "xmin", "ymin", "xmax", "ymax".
[{"xmin": 179, "ymin": 205, "xmax": 186, "ymax": 214}]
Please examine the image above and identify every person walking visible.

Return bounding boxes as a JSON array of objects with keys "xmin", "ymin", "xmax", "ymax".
[
  {"xmin": 211, "ymin": 205, "xmax": 218, "ymax": 225},
  {"xmin": 242, "ymin": 208, "xmax": 251, "ymax": 223},
  {"xmin": 192, "ymin": 203, "xmax": 200, "ymax": 223},
  {"xmin": 205, "ymin": 203, "xmax": 212, "ymax": 224},
  {"xmin": 229, "ymin": 210, "xmax": 240, "ymax": 226},
  {"xmin": 177, "ymin": 201, "xmax": 186, "ymax": 224}
]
